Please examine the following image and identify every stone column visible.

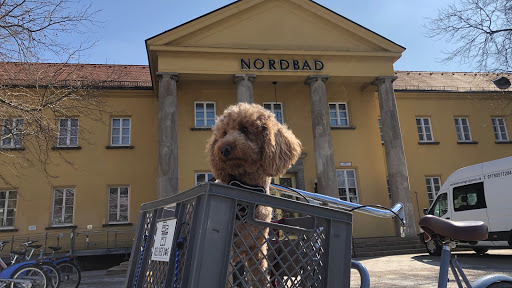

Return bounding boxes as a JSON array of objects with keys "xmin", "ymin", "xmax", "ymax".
[
  {"xmin": 233, "ymin": 74, "xmax": 256, "ymax": 103},
  {"xmin": 305, "ymin": 75, "xmax": 338, "ymax": 198},
  {"xmin": 157, "ymin": 72, "xmax": 179, "ymax": 199},
  {"xmin": 373, "ymin": 76, "xmax": 417, "ymax": 237}
]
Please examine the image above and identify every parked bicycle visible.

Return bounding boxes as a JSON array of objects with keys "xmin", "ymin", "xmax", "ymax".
[
  {"xmin": 9, "ymin": 241, "xmax": 80, "ymax": 288},
  {"xmin": 0, "ymin": 241, "xmax": 50, "ymax": 288}
]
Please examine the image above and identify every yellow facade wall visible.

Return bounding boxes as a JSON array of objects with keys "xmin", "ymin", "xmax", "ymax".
[{"xmin": 0, "ymin": 89, "xmax": 158, "ymax": 235}]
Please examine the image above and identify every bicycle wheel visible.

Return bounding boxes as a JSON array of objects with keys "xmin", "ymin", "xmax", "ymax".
[
  {"xmin": 40, "ymin": 263, "xmax": 61, "ymax": 288},
  {"xmin": 10, "ymin": 265, "xmax": 50, "ymax": 288},
  {"xmin": 55, "ymin": 262, "xmax": 80, "ymax": 288}
]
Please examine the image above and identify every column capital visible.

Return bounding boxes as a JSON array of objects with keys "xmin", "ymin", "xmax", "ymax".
[
  {"xmin": 305, "ymin": 75, "xmax": 329, "ymax": 85},
  {"xmin": 233, "ymin": 74, "xmax": 256, "ymax": 85},
  {"xmin": 156, "ymin": 72, "xmax": 179, "ymax": 82},
  {"xmin": 372, "ymin": 76, "xmax": 397, "ymax": 86}
]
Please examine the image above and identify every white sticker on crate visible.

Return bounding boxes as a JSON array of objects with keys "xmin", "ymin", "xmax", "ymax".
[{"xmin": 151, "ymin": 219, "xmax": 177, "ymax": 262}]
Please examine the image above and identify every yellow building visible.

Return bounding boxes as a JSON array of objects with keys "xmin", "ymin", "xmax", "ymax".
[{"xmin": 1, "ymin": 0, "xmax": 511, "ymax": 251}]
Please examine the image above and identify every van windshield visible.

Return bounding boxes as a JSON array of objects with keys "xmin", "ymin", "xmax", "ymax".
[{"xmin": 429, "ymin": 193, "xmax": 448, "ymax": 217}]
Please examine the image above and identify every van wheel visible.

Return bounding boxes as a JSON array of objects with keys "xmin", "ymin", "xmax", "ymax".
[
  {"xmin": 473, "ymin": 247, "xmax": 489, "ymax": 255},
  {"xmin": 425, "ymin": 239, "xmax": 442, "ymax": 256}
]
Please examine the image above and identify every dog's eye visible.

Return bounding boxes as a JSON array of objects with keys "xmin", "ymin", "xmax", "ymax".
[{"xmin": 240, "ymin": 126, "xmax": 248, "ymax": 134}]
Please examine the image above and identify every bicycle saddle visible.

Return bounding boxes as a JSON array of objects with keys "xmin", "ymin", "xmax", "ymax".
[
  {"xmin": 419, "ymin": 215, "xmax": 488, "ymax": 242},
  {"xmin": 28, "ymin": 244, "xmax": 42, "ymax": 249},
  {"xmin": 48, "ymin": 246, "xmax": 62, "ymax": 251}
]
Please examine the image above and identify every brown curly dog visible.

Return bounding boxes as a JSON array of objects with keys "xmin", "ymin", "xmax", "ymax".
[{"xmin": 207, "ymin": 103, "xmax": 301, "ymax": 287}]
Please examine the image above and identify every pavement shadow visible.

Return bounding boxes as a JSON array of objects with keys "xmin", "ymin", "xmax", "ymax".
[{"xmin": 412, "ymin": 250, "xmax": 512, "ymax": 272}]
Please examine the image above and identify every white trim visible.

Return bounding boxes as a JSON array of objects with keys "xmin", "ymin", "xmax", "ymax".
[
  {"xmin": 426, "ymin": 176, "xmax": 442, "ymax": 205},
  {"xmin": 195, "ymin": 172, "xmax": 214, "ymax": 185},
  {"xmin": 194, "ymin": 102, "xmax": 216, "ymax": 128},
  {"xmin": 491, "ymin": 117, "xmax": 509, "ymax": 141},
  {"xmin": 108, "ymin": 186, "xmax": 129, "ymax": 223},
  {"xmin": 416, "ymin": 117, "xmax": 434, "ymax": 142},
  {"xmin": 57, "ymin": 118, "xmax": 79, "ymax": 147},
  {"xmin": 1, "ymin": 118, "xmax": 24, "ymax": 148},
  {"xmin": 329, "ymin": 102, "xmax": 350, "ymax": 127},
  {"xmin": 336, "ymin": 169, "xmax": 359, "ymax": 203},
  {"xmin": 52, "ymin": 188, "xmax": 75, "ymax": 226},
  {"xmin": 0, "ymin": 190, "xmax": 17, "ymax": 227},
  {"xmin": 110, "ymin": 118, "xmax": 131, "ymax": 146},
  {"xmin": 454, "ymin": 117, "xmax": 472, "ymax": 142},
  {"xmin": 263, "ymin": 102, "xmax": 284, "ymax": 124}
]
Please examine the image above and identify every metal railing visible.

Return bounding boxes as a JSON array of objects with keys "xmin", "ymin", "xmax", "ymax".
[{"xmin": 1, "ymin": 227, "xmax": 135, "ymax": 259}]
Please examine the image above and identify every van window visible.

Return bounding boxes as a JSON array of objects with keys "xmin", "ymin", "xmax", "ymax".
[
  {"xmin": 429, "ymin": 193, "xmax": 448, "ymax": 217},
  {"xmin": 453, "ymin": 182, "xmax": 486, "ymax": 212}
]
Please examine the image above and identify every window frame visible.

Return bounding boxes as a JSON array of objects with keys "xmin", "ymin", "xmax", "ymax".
[
  {"xmin": 491, "ymin": 117, "xmax": 509, "ymax": 142},
  {"xmin": 108, "ymin": 186, "xmax": 129, "ymax": 223},
  {"xmin": 263, "ymin": 102, "xmax": 284, "ymax": 124},
  {"xmin": 52, "ymin": 188, "xmax": 75, "ymax": 226},
  {"xmin": 416, "ymin": 117, "xmax": 434, "ymax": 143},
  {"xmin": 329, "ymin": 102, "xmax": 350, "ymax": 127},
  {"xmin": 57, "ymin": 118, "xmax": 79, "ymax": 147},
  {"xmin": 1, "ymin": 118, "xmax": 24, "ymax": 148},
  {"xmin": 0, "ymin": 190, "xmax": 17, "ymax": 228},
  {"xmin": 194, "ymin": 102, "xmax": 216, "ymax": 128},
  {"xmin": 426, "ymin": 176, "xmax": 442, "ymax": 206},
  {"xmin": 110, "ymin": 117, "xmax": 131, "ymax": 146},
  {"xmin": 454, "ymin": 117, "xmax": 472, "ymax": 142},
  {"xmin": 336, "ymin": 169, "xmax": 359, "ymax": 203},
  {"xmin": 195, "ymin": 172, "xmax": 214, "ymax": 185}
]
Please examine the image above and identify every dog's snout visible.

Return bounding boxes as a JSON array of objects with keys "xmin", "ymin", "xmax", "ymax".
[{"xmin": 221, "ymin": 145, "xmax": 232, "ymax": 157}]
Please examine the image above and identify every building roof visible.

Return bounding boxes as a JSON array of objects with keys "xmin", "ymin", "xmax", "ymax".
[
  {"xmin": 0, "ymin": 62, "xmax": 152, "ymax": 89},
  {"xmin": 2, "ymin": 62, "xmax": 512, "ymax": 92},
  {"xmin": 394, "ymin": 71, "xmax": 512, "ymax": 92}
]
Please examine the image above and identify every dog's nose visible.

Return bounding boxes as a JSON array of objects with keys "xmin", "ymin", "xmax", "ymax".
[{"xmin": 220, "ymin": 145, "xmax": 232, "ymax": 157}]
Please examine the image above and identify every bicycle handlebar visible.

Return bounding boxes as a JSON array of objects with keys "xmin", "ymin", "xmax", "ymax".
[{"xmin": 270, "ymin": 184, "xmax": 406, "ymax": 236}]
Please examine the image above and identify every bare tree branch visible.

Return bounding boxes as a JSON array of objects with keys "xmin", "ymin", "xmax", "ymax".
[{"xmin": 426, "ymin": 0, "xmax": 512, "ymax": 72}]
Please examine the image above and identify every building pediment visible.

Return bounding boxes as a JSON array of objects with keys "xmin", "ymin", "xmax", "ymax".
[{"xmin": 148, "ymin": 0, "xmax": 403, "ymax": 54}]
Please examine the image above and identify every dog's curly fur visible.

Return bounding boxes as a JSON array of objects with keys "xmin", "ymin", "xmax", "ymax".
[{"xmin": 207, "ymin": 103, "xmax": 301, "ymax": 286}]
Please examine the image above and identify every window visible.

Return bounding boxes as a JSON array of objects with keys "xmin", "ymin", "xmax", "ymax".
[
  {"xmin": 111, "ymin": 118, "xmax": 131, "ymax": 146},
  {"xmin": 416, "ymin": 117, "xmax": 434, "ymax": 142},
  {"xmin": 454, "ymin": 117, "xmax": 472, "ymax": 142},
  {"xmin": 52, "ymin": 188, "xmax": 75, "ymax": 225},
  {"xmin": 195, "ymin": 102, "xmax": 215, "ymax": 128},
  {"xmin": 336, "ymin": 169, "xmax": 358, "ymax": 203},
  {"xmin": 428, "ymin": 193, "xmax": 448, "ymax": 217},
  {"xmin": 329, "ymin": 103, "xmax": 349, "ymax": 127},
  {"xmin": 1, "ymin": 118, "xmax": 24, "ymax": 148},
  {"xmin": 453, "ymin": 182, "xmax": 486, "ymax": 212},
  {"xmin": 378, "ymin": 118, "xmax": 383, "ymax": 143},
  {"xmin": 57, "ymin": 118, "xmax": 79, "ymax": 147},
  {"xmin": 263, "ymin": 102, "xmax": 283, "ymax": 124},
  {"xmin": 491, "ymin": 117, "xmax": 509, "ymax": 141},
  {"xmin": 0, "ymin": 190, "xmax": 17, "ymax": 227},
  {"xmin": 195, "ymin": 173, "xmax": 214, "ymax": 185},
  {"xmin": 426, "ymin": 177, "xmax": 441, "ymax": 205},
  {"xmin": 108, "ymin": 187, "xmax": 129, "ymax": 223}
]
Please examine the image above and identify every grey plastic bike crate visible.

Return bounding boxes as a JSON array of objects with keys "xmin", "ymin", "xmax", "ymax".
[{"xmin": 125, "ymin": 182, "xmax": 353, "ymax": 288}]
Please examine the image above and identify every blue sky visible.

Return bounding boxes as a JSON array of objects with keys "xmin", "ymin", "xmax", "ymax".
[{"xmin": 82, "ymin": 0, "xmax": 468, "ymax": 72}]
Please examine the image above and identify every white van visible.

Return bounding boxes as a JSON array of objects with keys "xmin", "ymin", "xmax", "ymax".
[{"xmin": 421, "ymin": 156, "xmax": 512, "ymax": 255}]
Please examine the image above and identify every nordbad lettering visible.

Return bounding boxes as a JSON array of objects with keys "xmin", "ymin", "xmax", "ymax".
[{"xmin": 241, "ymin": 59, "xmax": 324, "ymax": 71}]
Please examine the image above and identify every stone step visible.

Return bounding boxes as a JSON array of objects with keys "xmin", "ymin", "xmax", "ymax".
[{"xmin": 352, "ymin": 237, "xmax": 427, "ymax": 257}]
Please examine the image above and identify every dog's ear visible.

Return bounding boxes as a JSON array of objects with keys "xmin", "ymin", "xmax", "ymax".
[{"xmin": 262, "ymin": 120, "xmax": 302, "ymax": 177}]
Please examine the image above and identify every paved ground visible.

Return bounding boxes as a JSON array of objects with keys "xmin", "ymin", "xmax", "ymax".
[
  {"xmin": 80, "ymin": 249, "xmax": 512, "ymax": 287},
  {"xmin": 350, "ymin": 249, "xmax": 512, "ymax": 287}
]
